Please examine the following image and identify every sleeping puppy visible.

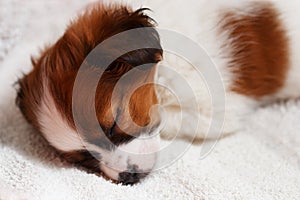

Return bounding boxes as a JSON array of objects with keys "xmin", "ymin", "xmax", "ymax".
[
  {"xmin": 16, "ymin": 0, "xmax": 300, "ymax": 184},
  {"xmin": 17, "ymin": 4, "xmax": 162, "ymax": 185}
]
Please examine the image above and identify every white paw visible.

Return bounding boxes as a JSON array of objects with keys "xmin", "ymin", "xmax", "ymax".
[{"xmin": 159, "ymin": 93, "xmax": 255, "ymax": 140}]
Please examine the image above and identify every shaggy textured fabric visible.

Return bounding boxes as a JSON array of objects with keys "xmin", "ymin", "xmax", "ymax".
[
  {"xmin": 0, "ymin": 1, "xmax": 299, "ymax": 199},
  {"xmin": 0, "ymin": 0, "xmax": 27, "ymax": 62}
]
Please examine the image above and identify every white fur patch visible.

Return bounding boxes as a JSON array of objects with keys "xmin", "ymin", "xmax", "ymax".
[
  {"xmin": 88, "ymin": 133, "xmax": 160, "ymax": 181},
  {"xmin": 37, "ymin": 83, "xmax": 84, "ymax": 152}
]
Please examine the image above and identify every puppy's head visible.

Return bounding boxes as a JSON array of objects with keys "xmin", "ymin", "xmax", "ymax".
[{"xmin": 16, "ymin": 4, "xmax": 162, "ymax": 184}]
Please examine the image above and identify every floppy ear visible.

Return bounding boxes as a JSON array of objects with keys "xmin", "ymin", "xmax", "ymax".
[
  {"xmin": 83, "ymin": 7, "xmax": 163, "ymax": 71},
  {"xmin": 119, "ymin": 8, "xmax": 163, "ymax": 67}
]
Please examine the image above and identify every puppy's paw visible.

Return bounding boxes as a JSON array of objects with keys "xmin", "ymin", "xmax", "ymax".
[{"xmin": 159, "ymin": 93, "xmax": 255, "ymax": 140}]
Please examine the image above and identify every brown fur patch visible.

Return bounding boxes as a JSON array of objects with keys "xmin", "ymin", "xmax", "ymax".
[
  {"xmin": 16, "ymin": 4, "xmax": 162, "ymax": 150},
  {"xmin": 220, "ymin": 2, "xmax": 290, "ymax": 98}
]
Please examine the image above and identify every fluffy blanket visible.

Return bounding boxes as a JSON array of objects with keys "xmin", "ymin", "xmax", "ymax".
[{"xmin": 0, "ymin": 1, "xmax": 299, "ymax": 199}]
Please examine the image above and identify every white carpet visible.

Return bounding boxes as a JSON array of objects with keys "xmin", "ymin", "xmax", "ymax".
[{"xmin": 0, "ymin": 1, "xmax": 299, "ymax": 199}]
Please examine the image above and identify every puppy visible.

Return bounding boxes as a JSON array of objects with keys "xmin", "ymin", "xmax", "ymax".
[
  {"xmin": 17, "ymin": 4, "xmax": 162, "ymax": 185},
  {"xmin": 17, "ymin": 0, "xmax": 300, "ymax": 184}
]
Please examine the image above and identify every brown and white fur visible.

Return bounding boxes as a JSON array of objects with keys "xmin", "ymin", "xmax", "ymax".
[
  {"xmin": 147, "ymin": 0, "xmax": 300, "ymax": 139},
  {"xmin": 16, "ymin": 0, "xmax": 300, "ymax": 184},
  {"xmin": 17, "ymin": 4, "xmax": 163, "ymax": 185}
]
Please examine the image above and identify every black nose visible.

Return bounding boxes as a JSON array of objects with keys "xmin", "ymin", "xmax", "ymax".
[{"xmin": 118, "ymin": 171, "xmax": 149, "ymax": 185}]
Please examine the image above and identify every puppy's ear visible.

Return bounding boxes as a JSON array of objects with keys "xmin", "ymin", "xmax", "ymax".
[
  {"xmin": 84, "ymin": 7, "xmax": 163, "ymax": 71},
  {"xmin": 112, "ymin": 8, "xmax": 163, "ymax": 68}
]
